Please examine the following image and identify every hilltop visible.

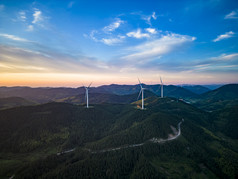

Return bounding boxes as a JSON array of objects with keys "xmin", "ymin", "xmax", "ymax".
[{"xmin": 194, "ymin": 84, "xmax": 238, "ymax": 111}]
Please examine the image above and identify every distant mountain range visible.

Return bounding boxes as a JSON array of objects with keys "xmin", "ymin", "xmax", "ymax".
[
  {"xmin": 194, "ymin": 84, "xmax": 238, "ymax": 111},
  {"xmin": 56, "ymin": 90, "xmax": 157, "ymax": 104},
  {"xmin": 0, "ymin": 84, "xmax": 237, "ymax": 110},
  {"xmin": 0, "ymin": 84, "xmax": 199, "ymax": 103},
  {"xmin": 181, "ymin": 85, "xmax": 211, "ymax": 94}
]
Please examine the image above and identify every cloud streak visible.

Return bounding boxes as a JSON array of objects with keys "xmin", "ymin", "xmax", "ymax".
[
  {"xmin": 127, "ymin": 29, "xmax": 150, "ymax": 39},
  {"xmin": 0, "ymin": 33, "xmax": 30, "ymax": 42},
  {"xmin": 211, "ymin": 53, "xmax": 238, "ymax": 61},
  {"xmin": 213, "ymin": 31, "xmax": 235, "ymax": 42},
  {"xmin": 225, "ymin": 9, "xmax": 238, "ymax": 19},
  {"xmin": 103, "ymin": 18, "xmax": 124, "ymax": 33},
  {"xmin": 18, "ymin": 11, "xmax": 26, "ymax": 21},
  {"xmin": 0, "ymin": 45, "xmax": 111, "ymax": 74},
  {"xmin": 122, "ymin": 33, "xmax": 196, "ymax": 62},
  {"xmin": 101, "ymin": 35, "xmax": 125, "ymax": 45}
]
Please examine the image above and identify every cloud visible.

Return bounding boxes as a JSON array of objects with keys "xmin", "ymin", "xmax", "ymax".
[
  {"xmin": 101, "ymin": 35, "xmax": 125, "ymax": 46},
  {"xmin": 27, "ymin": 25, "xmax": 34, "ymax": 31},
  {"xmin": 0, "ymin": 33, "xmax": 30, "ymax": 42},
  {"xmin": 225, "ymin": 9, "xmax": 238, "ymax": 19},
  {"xmin": 211, "ymin": 53, "xmax": 238, "ymax": 61},
  {"xmin": 213, "ymin": 31, "xmax": 235, "ymax": 42},
  {"xmin": 89, "ymin": 30, "xmax": 99, "ymax": 42},
  {"xmin": 18, "ymin": 11, "xmax": 26, "ymax": 21},
  {"xmin": 68, "ymin": 1, "xmax": 75, "ymax": 8},
  {"xmin": 142, "ymin": 11, "xmax": 157, "ymax": 25},
  {"xmin": 0, "ymin": 4, "xmax": 4, "ymax": 11},
  {"xmin": 122, "ymin": 33, "xmax": 196, "ymax": 62},
  {"xmin": 127, "ymin": 29, "xmax": 150, "ymax": 39},
  {"xmin": 103, "ymin": 18, "xmax": 124, "ymax": 33},
  {"xmin": 32, "ymin": 9, "xmax": 43, "ymax": 24},
  {"xmin": 152, "ymin": 12, "xmax": 157, "ymax": 20},
  {"xmin": 0, "ymin": 45, "xmax": 111, "ymax": 74},
  {"xmin": 145, "ymin": 28, "xmax": 157, "ymax": 34}
]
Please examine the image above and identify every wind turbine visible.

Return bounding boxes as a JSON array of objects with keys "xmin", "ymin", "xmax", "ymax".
[
  {"xmin": 160, "ymin": 77, "xmax": 163, "ymax": 98},
  {"xmin": 84, "ymin": 82, "xmax": 92, "ymax": 108},
  {"xmin": 137, "ymin": 78, "xmax": 146, "ymax": 110}
]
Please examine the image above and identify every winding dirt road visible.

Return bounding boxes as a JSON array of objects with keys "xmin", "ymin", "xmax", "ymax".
[
  {"xmin": 58, "ymin": 119, "xmax": 183, "ymax": 155},
  {"xmin": 87, "ymin": 119, "xmax": 183, "ymax": 154}
]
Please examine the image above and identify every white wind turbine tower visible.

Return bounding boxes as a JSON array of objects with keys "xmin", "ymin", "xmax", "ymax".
[
  {"xmin": 84, "ymin": 82, "xmax": 92, "ymax": 108},
  {"xmin": 137, "ymin": 78, "xmax": 146, "ymax": 110},
  {"xmin": 160, "ymin": 77, "xmax": 164, "ymax": 98}
]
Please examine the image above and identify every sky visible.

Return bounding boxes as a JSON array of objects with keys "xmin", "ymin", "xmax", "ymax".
[{"xmin": 0, "ymin": 0, "xmax": 238, "ymax": 87}]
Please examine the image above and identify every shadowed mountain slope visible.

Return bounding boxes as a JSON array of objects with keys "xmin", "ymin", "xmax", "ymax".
[
  {"xmin": 0, "ymin": 96, "xmax": 238, "ymax": 178},
  {"xmin": 0, "ymin": 97, "xmax": 35, "ymax": 110}
]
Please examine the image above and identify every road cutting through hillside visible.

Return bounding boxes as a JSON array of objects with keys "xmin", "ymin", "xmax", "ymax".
[{"xmin": 58, "ymin": 119, "xmax": 183, "ymax": 155}]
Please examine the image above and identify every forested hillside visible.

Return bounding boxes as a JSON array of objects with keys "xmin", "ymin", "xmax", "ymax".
[{"xmin": 0, "ymin": 96, "xmax": 238, "ymax": 178}]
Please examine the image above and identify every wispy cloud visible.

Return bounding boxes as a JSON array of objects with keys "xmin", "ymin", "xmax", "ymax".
[
  {"xmin": 89, "ymin": 30, "xmax": 99, "ymax": 42},
  {"xmin": 68, "ymin": 1, "xmax": 75, "ymax": 8},
  {"xmin": 101, "ymin": 35, "xmax": 125, "ymax": 46},
  {"xmin": 0, "ymin": 45, "xmax": 111, "ymax": 74},
  {"xmin": 27, "ymin": 25, "xmax": 34, "ymax": 31},
  {"xmin": 213, "ymin": 31, "xmax": 235, "ymax": 42},
  {"xmin": 141, "ymin": 11, "xmax": 157, "ymax": 25},
  {"xmin": 32, "ymin": 9, "xmax": 43, "ymax": 24},
  {"xmin": 225, "ymin": 9, "xmax": 238, "ymax": 19},
  {"xmin": 122, "ymin": 33, "xmax": 196, "ymax": 62},
  {"xmin": 103, "ymin": 18, "xmax": 124, "ymax": 33},
  {"xmin": 18, "ymin": 11, "xmax": 26, "ymax": 21},
  {"xmin": 0, "ymin": 4, "xmax": 4, "ymax": 11},
  {"xmin": 88, "ymin": 18, "xmax": 126, "ymax": 45},
  {"xmin": 211, "ymin": 53, "xmax": 238, "ymax": 61},
  {"xmin": 0, "ymin": 33, "xmax": 30, "ymax": 42},
  {"xmin": 127, "ymin": 28, "xmax": 150, "ymax": 39}
]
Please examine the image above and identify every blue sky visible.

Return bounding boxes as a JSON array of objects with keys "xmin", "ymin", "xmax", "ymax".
[{"xmin": 0, "ymin": 0, "xmax": 238, "ymax": 86}]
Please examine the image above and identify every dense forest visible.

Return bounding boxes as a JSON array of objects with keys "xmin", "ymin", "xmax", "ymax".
[{"xmin": 0, "ymin": 84, "xmax": 238, "ymax": 178}]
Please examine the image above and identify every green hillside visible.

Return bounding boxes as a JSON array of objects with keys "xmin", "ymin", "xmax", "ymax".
[
  {"xmin": 202, "ymin": 84, "xmax": 238, "ymax": 100},
  {"xmin": 56, "ymin": 90, "xmax": 157, "ymax": 104},
  {"xmin": 182, "ymin": 85, "xmax": 211, "ymax": 94},
  {"xmin": 0, "ymin": 97, "xmax": 36, "ymax": 110},
  {"xmin": 194, "ymin": 84, "xmax": 238, "ymax": 111},
  {"xmin": 212, "ymin": 105, "xmax": 238, "ymax": 139},
  {"xmin": 0, "ymin": 97, "xmax": 237, "ymax": 178}
]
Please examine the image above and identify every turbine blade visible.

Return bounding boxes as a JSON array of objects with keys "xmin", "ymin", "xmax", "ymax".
[
  {"xmin": 88, "ymin": 82, "xmax": 92, "ymax": 88},
  {"xmin": 138, "ymin": 78, "xmax": 142, "ymax": 88},
  {"xmin": 137, "ymin": 89, "xmax": 142, "ymax": 100},
  {"xmin": 160, "ymin": 77, "xmax": 163, "ymax": 84}
]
